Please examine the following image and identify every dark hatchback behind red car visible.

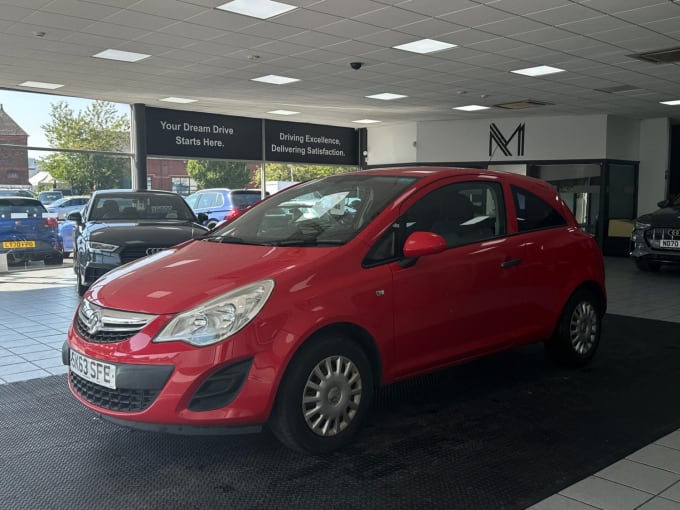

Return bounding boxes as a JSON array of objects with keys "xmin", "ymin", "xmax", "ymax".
[{"xmin": 63, "ymin": 167, "xmax": 606, "ymax": 453}]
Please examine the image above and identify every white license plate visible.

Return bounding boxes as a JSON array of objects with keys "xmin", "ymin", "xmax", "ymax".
[
  {"xmin": 660, "ymin": 240, "xmax": 680, "ymax": 249},
  {"xmin": 70, "ymin": 349, "xmax": 116, "ymax": 389}
]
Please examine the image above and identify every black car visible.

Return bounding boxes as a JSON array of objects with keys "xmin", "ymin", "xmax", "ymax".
[
  {"xmin": 69, "ymin": 190, "xmax": 209, "ymax": 295},
  {"xmin": 630, "ymin": 195, "xmax": 680, "ymax": 271}
]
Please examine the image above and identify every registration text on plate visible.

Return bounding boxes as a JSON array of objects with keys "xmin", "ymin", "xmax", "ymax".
[
  {"xmin": 2, "ymin": 240, "xmax": 36, "ymax": 249},
  {"xmin": 660, "ymin": 240, "xmax": 680, "ymax": 249},
  {"xmin": 70, "ymin": 350, "xmax": 116, "ymax": 389}
]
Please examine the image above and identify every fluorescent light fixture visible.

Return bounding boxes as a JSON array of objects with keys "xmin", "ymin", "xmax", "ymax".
[
  {"xmin": 366, "ymin": 93, "xmax": 407, "ymax": 101},
  {"xmin": 93, "ymin": 49, "xmax": 151, "ymax": 62},
  {"xmin": 393, "ymin": 38, "xmax": 456, "ymax": 54},
  {"xmin": 268, "ymin": 109, "xmax": 299, "ymax": 115},
  {"xmin": 453, "ymin": 105, "xmax": 490, "ymax": 111},
  {"xmin": 352, "ymin": 119, "xmax": 381, "ymax": 124},
  {"xmin": 160, "ymin": 97, "xmax": 197, "ymax": 104},
  {"xmin": 216, "ymin": 0, "xmax": 296, "ymax": 19},
  {"xmin": 251, "ymin": 74, "xmax": 300, "ymax": 85},
  {"xmin": 660, "ymin": 99, "xmax": 680, "ymax": 106},
  {"xmin": 511, "ymin": 65, "xmax": 565, "ymax": 77},
  {"xmin": 19, "ymin": 81, "xmax": 63, "ymax": 89}
]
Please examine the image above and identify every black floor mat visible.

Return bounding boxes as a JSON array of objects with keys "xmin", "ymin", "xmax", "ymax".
[{"xmin": 1, "ymin": 314, "xmax": 679, "ymax": 510}]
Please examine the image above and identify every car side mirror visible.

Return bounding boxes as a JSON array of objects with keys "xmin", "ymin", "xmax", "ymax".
[
  {"xmin": 403, "ymin": 231, "xmax": 447, "ymax": 258},
  {"xmin": 68, "ymin": 211, "xmax": 83, "ymax": 224},
  {"xmin": 197, "ymin": 212, "xmax": 209, "ymax": 225},
  {"xmin": 657, "ymin": 199, "xmax": 670, "ymax": 208}
]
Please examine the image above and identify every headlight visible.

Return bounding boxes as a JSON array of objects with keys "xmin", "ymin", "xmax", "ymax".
[
  {"xmin": 634, "ymin": 220, "xmax": 651, "ymax": 231},
  {"xmin": 154, "ymin": 279, "xmax": 275, "ymax": 347},
  {"xmin": 87, "ymin": 241, "xmax": 119, "ymax": 253}
]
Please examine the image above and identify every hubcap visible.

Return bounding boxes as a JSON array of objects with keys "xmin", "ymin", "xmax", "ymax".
[
  {"xmin": 569, "ymin": 301, "xmax": 598, "ymax": 355},
  {"xmin": 302, "ymin": 355, "xmax": 362, "ymax": 437}
]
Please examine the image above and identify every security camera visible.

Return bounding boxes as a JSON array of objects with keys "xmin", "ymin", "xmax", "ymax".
[{"xmin": 350, "ymin": 62, "xmax": 363, "ymax": 70}]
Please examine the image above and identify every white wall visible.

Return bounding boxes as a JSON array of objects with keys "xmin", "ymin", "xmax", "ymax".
[
  {"xmin": 606, "ymin": 116, "xmax": 640, "ymax": 160},
  {"xmin": 638, "ymin": 118, "xmax": 670, "ymax": 215},
  {"xmin": 365, "ymin": 122, "xmax": 416, "ymax": 166}
]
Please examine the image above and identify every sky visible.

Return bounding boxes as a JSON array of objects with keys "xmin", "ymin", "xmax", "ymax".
[{"xmin": 0, "ymin": 89, "xmax": 129, "ymax": 156}]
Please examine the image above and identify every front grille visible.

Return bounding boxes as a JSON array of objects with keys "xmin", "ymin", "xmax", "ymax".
[
  {"xmin": 645, "ymin": 227, "xmax": 680, "ymax": 250},
  {"xmin": 120, "ymin": 245, "xmax": 164, "ymax": 264},
  {"xmin": 77, "ymin": 300, "xmax": 156, "ymax": 344},
  {"xmin": 70, "ymin": 372, "xmax": 159, "ymax": 412}
]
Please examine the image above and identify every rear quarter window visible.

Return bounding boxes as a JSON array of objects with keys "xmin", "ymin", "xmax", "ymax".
[{"xmin": 511, "ymin": 185, "xmax": 567, "ymax": 232}]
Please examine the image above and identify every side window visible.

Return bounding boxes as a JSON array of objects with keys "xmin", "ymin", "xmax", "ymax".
[
  {"xmin": 363, "ymin": 181, "xmax": 506, "ymax": 265},
  {"xmin": 511, "ymin": 185, "xmax": 567, "ymax": 232}
]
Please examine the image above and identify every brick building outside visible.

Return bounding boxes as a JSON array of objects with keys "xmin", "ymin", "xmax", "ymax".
[{"xmin": 0, "ymin": 104, "xmax": 29, "ymax": 188}]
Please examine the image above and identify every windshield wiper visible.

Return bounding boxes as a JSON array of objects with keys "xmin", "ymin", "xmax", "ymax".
[{"xmin": 264, "ymin": 238, "xmax": 345, "ymax": 246}]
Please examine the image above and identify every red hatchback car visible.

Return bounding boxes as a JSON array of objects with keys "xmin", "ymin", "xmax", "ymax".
[{"xmin": 63, "ymin": 167, "xmax": 606, "ymax": 453}]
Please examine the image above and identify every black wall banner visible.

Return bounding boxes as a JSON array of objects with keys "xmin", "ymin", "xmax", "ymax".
[
  {"xmin": 265, "ymin": 120, "xmax": 358, "ymax": 166},
  {"xmin": 145, "ymin": 107, "xmax": 262, "ymax": 160}
]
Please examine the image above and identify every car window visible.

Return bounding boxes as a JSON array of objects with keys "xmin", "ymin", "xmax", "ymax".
[
  {"xmin": 364, "ymin": 180, "xmax": 505, "ymax": 265},
  {"xmin": 511, "ymin": 185, "xmax": 567, "ymax": 232},
  {"xmin": 230, "ymin": 191, "xmax": 263, "ymax": 208},
  {"xmin": 90, "ymin": 195, "xmax": 195, "ymax": 221},
  {"xmin": 0, "ymin": 199, "xmax": 47, "ymax": 218}
]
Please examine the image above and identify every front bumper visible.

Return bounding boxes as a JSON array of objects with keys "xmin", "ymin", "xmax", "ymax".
[{"xmin": 630, "ymin": 229, "xmax": 680, "ymax": 265}]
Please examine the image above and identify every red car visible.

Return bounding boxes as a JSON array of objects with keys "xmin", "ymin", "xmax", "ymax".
[{"xmin": 62, "ymin": 167, "xmax": 606, "ymax": 453}]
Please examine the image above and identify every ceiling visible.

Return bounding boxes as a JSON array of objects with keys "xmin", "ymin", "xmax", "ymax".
[{"xmin": 1, "ymin": 0, "xmax": 680, "ymax": 128}]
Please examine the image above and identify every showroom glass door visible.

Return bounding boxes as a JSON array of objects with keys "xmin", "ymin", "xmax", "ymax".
[{"xmin": 603, "ymin": 162, "xmax": 638, "ymax": 256}]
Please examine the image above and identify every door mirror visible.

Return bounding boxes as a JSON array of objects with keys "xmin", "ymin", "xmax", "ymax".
[
  {"xmin": 657, "ymin": 199, "xmax": 670, "ymax": 208},
  {"xmin": 403, "ymin": 231, "xmax": 447, "ymax": 258},
  {"xmin": 197, "ymin": 212, "xmax": 209, "ymax": 225},
  {"xmin": 67, "ymin": 211, "xmax": 83, "ymax": 224}
]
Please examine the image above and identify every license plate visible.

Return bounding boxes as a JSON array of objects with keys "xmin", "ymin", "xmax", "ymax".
[
  {"xmin": 660, "ymin": 240, "xmax": 680, "ymax": 249},
  {"xmin": 2, "ymin": 240, "xmax": 35, "ymax": 249},
  {"xmin": 70, "ymin": 349, "xmax": 116, "ymax": 389}
]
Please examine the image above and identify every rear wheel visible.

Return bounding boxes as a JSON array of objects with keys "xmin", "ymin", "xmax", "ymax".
[
  {"xmin": 269, "ymin": 333, "xmax": 374, "ymax": 454},
  {"xmin": 6, "ymin": 251, "xmax": 26, "ymax": 266},
  {"xmin": 635, "ymin": 260, "xmax": 660, "ymax": 272},
  {"xmin": 44, "ymin": 254, "xmax": 64, "ymax": 266},
  {"xmin": 545, "ymin": 288, "xmax": 602, "ymax": 367}
]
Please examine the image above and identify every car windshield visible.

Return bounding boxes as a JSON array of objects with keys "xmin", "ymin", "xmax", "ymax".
[
  {"xmin": 49, "ymin": 197, "xmax": 69, "ymax": 207},
  {"xmin": 231, "ymin": 191, "xmax": 265, "ymax": 208},
  {"xmin": 207, "ymin": 174, "xmax": 417, "ymax": 246},
  {"xmin": 0, "ymin": 198, "xmax": 47, "ymax": 218},
  {"xmin": 89, "ymin": 194, "xmax": 196, "ymax": 221}
]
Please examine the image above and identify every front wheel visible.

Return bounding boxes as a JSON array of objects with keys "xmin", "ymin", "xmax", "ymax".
[
  {"xmin": 545, "ymin": 289, "xmax": 602, "ymax": 367},
  {"xmin": 269, "ymin": 334, "xmax": 374, "ymax": 454}
]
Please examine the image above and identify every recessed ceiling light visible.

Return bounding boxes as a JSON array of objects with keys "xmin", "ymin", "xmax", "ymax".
[
  {"xmin": 19, "ymin": 81, "xmax": 63, "ymax": 89},
  {"xmin": 660, "ymin": 99, "xmax": 680, "ymax": 106},
  {"xmin": 93, "ymin": 49, "xmax": 151, "ymax": 62},
  {"xmin": 511, "ymin": 65, "xmax": 565, "ymax": 77},
  {"xmin": 453, "ymin": 105, "xmax": 490, "ymax": 111},
  {"xmin": 216, "ymin": 0, "xmax": 296, "ymax": 19},
  {"xmin": 268, "ymin": 109, "xmax": 299, "ymax": 115},
  {"xmin": 160, "ymin": 97, "xmax": 197, "ymax": 104},
  {"xmin": 352, "ymin": 119, "xmax": 381, "ymax": 124},
  {"xmin": 366, "ymin": 93, "xmax": 407, "ymax": 101},
  {"xmin": 393, "ymin": 39, "xmax": 456, "ymax": 54},
  {"xmin": 251, "ymin": 74, "xmax": 300, "ymax": 85}
]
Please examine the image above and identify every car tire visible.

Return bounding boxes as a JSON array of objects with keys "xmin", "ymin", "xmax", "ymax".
[
  {"xmin": 76, "ymin": 266, "xmax": 88, "ymax": 296},
  {"xmin": 635, "ymin": 260, "xmax": 661, "ymax": 272},
  {"xmin": 44, "ymin": 254, "xmax": 64, "ymax": 266},
  {"xmin": 6, "ymin": 252, "xmax": 26, "ymax": 266},
  {"xmin": 269, "ymin": 333, "xmax": 374, "ymax": 454},
  {"xmin": 545, "ymin": 288, "xmax": 602, "ymax": 367}
]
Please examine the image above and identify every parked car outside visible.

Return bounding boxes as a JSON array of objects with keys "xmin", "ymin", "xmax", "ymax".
[
  {"xmin": 0, "ymin": 197, "xmax": 63, "ymax": 266},
  {"xmin": 185, "ymin": 188, "xmax": 267, "ymax": 228},
  {"xmin": 37, "ymin": 190, "xmax": 64, "ymax": 205},
  {"xmin": 630, "ymin": 194, "xmax": 680, "ymax": 271},
  {"xmin": 0, "ymin": 188, "xmax": 35, "ymax": 198},
  {"xmin": 58, "ymin": 219, "xmax": 76, "ymax": 258},
  {"xmin": 46, "ymin": 196, "xmax": 90, "ymax": 220},
  {"xmin": 63, "ymin": 168, "xmax": 606, "ymax": 454},
  {"xmin": 68, "ymin": 189, "xmax": 209, "ymax": 295}
]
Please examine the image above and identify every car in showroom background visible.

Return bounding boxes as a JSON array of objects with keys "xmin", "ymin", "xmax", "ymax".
[
  {"xmin": 62, "ymin": 167, "xmax": 606, "ymax": 454},
  {"xmin": 0, "ymin": 197, "xmax": 63, "ymax": 266},
  {"xmin": 68, "ymin": 189, "xmax": 209, "ymax": 295},
  {"xmin": 185, "ymin": 188, "xmax": 267, "ymax": 228},
  {"xmin": 630, "ymin": 194, "xmax": 680, "ymax": 271}
]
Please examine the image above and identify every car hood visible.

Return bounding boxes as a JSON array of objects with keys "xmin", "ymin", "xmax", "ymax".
[
  {"xmin": 638, "ymin": 206, "xmax": 680, "ymax": 227},
  {"xmin": 86, "ymin": 221, "xmax": 208, "ymax": 246},
  {"xmin": 88, "ymin": 239, "xmax": 340, "ymax": 314}
]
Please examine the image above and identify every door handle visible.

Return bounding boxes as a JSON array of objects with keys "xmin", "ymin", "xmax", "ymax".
[{"xmin": 501, "ymin": 258, "xmax": 521, "ymax": 268}]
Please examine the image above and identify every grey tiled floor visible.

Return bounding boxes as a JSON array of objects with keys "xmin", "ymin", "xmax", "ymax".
[{"xmin": 1, "ymin": 256, "xmax": 679, "ymax": 509}]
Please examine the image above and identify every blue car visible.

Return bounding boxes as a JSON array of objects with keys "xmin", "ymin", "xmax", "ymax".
[
  {"xmin": 0, "ymin": 197, "xmax": 63, "ymax": 266},
  {"xmin": 58, "ymin": 219, "xmax": 76, "ymax": 258},
  {"xmin": 184, "ymin": 188, "xmax": 266, "ymax": 228}
]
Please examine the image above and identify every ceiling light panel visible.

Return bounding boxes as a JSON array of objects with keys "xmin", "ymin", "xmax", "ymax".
[
  {"xmin": 93, "ymin": 49, "xmax": 151, "ymax": 62},
  {"xmin": 160, "ymin": 97, "xmax": 197, "ymax": 104},
  {"xmin": 366, "ymin": 93, "xmax": 408, "ymax": 100},
  {"xmin": 251, "ymin": 75, "xmax": 300, "ymax": 85},
  {"xmin": 393, "ymin": 39, "xmax": 457, "ymax": 54},
  {"xmin": 453, "ymin": 105, "xmax": 490, "ymax": 111},
  {"xmin": 19, "ymin": 81, "xmax": 63, "ymax": 89},
  {"xmin": 353, "ymin": 119, "xmax": 381, "ymax": 124},
  {"xmin": 268, "ymin": 109, "xmax": 299, "ymax": 115},
  {"xmin": 511, "ymin": 65, "xmax": 565, "ymax": 77},
  {"xmin": 660, "ymin": 100, "xmax": 680, "ymax": 106},
  {"xmin": 216, "ymin": 0, "xmax": 296, "ymax": 20}
]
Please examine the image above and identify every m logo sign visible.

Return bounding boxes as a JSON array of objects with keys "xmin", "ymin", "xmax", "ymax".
[{"xmin": 489, "ymin": 123, "xmax": 525, "ymax": 157}]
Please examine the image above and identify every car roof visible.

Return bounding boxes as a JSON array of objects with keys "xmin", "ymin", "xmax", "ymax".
[
  {"xmin": 91, "ymin": 189, "xmax": 182, "ymax": 197},
  {"xmin": 0, "ymin": 197, "xmax": 43, "ymax": 205}
]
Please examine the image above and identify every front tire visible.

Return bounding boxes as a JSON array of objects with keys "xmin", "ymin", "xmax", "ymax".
[
  {"xmin": 545, "ymin": 288, "xmax": 602, "ymax": 367},
  {"xmin": 76, "ymin": 265, "xmax": 88, "ymax": 296},
  {"xmin": 269, "ymin": 333, "xmax": 374, "ymax": 454},
  {"xmin": 44, "ymin": 254, "xmax": 64, "ymax": 266}
]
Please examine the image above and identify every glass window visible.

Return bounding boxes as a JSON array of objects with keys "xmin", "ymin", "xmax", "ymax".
[{"xmin": 511, "ymin": 185, "xmax": 566, "ymax": 232}]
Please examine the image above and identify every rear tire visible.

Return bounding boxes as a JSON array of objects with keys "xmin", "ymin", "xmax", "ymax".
[
  {"xmin": 269, "ymin": 333, "xmax": 374, "ymax": 454},
  {"xmin": 44, "ymin": 254, "xmax": 64, "ymax": 266},
  {"xmin": 545, "ymin": 288, "xmax": 602, "ymax": 367}
]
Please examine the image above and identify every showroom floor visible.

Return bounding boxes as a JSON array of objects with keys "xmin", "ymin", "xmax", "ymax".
[{"xmin": 1, "ymin": 257, "xmax": 679, "ymax": 509}]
